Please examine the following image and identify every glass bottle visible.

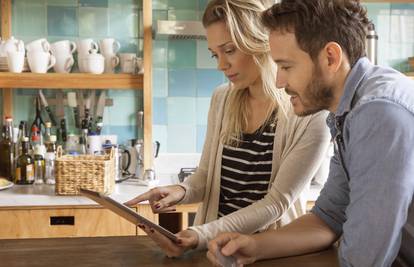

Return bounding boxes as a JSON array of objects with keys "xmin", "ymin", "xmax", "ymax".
[
  {"xmin": 15, "ymin": 137, "xmax": 34, "ymax": 185},
  {"xmin": 33, "ymin": 145, "xmax": 45, "ymax": 185},
  {"xmin": 44, "ymin": 122, "xmax": 52, "ymax": 143},
  {"xmin": 45, "ymin": 135, "xmax": 57, "ymax": 185},
  {"xmin": 0, "ymin": 117, "xmax": 14, "ymax": 180}
]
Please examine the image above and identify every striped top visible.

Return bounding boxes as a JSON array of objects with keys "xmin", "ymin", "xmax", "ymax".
[{"xmin": 218, "ymin": 119, "xmax": 276, "ymax": 217}]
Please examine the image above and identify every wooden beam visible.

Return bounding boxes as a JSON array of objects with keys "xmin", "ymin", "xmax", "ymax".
[
  {"xmin": 1, "ymin": 0, "xmax": 12, "ymax": 118},
  {"xmin": 143, "ymin": 0, "xmax": 153, "ymax": 169}
]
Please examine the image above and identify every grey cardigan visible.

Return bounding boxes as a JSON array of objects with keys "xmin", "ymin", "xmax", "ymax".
[{"xmin": 179, "ymin": 84, "xmax": 331, "ymax": 249}]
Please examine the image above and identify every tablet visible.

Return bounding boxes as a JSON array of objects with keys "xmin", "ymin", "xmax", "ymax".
[{"xmin": 80, "ymin": 188, "xmax": 179, "ymax": 243}]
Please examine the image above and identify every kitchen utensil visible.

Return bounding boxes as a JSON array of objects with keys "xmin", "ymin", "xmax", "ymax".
[
  {"xmin": 366, "ymin": 23, "xmax": 378, "ymax": 65},
  {"xmin": 88, "ymin": 90, "xmax": 96, "ymax": 132},
  {"xmin": 27, "ymin": 51, "xmax": 56, "ymax": 73},
  {"xmin": 25, "ymin": 38, "xmax": 50, "ymax": 53},
  {"xmin": 32, "ymin": 96, "xmax": 45, "ymax": 132},
  {"xmin": 95, "ymin": 91, "xmax": 106, "ymax": 134},
  {"xmin": 103, "ymin": 144, "xmax": 131, "ymax": 183},
  {"xmin": 39, "ymin": 89, "xmax": 57, "ymax": 126},
  {"xmin": 67, "ymin": 92, "xmax": 79, "ymax": 128},
  {"xmin": 82, "ymin": 92, "xmax": 91, "ymax": 132},
  {"xmin": 55, "ymin": 91, "xmax": 67, "ymax": 143},
  {"xmin": 77, "ymin": 92, "xmax": 84, "ymax": 128}
]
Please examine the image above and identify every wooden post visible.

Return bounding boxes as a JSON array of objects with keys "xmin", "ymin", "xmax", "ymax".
[
  {"xmin": 1, "ymin": 0, "xmax": 13, "ymax": 118},
  {"xmin": 143, "ymin": 0, "xmax": 153, "ymax": 169}
]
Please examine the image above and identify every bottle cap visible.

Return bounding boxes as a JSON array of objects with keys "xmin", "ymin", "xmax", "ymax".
[
  {"xmin": 45, "ymin": 122, "xmax": 52, "ymax": 128},
  {"xmin": 49, "ymin": 135, "xmax": 57, "ymax": 142}
]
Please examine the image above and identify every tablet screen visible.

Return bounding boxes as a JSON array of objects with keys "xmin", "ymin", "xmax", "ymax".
[{"xmin": 80, "ymin": 188, "xmax": 179, "ymax": 243}]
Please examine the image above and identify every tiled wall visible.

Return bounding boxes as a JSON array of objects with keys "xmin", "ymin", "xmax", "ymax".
[
  {"xmin": 364, "ymin": 3, "xmax": 414, "ymax": 72},
  {"xmin": 1, "ymin": 1, "xmax": 413, "ymax": 153},
  {"xmin": 152, "ymin": 0, "xmax": 226, "ymax": 153}
]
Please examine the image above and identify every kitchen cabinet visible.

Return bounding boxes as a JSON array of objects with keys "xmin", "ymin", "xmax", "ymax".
[{"xmin": 0, "ymin": 0, "xmax": 154, "ymax": 169}]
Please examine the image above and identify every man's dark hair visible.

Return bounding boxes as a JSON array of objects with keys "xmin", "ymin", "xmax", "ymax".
[{"xmin": 261, "ymin": 0, "xmax": 371, "ymax": 66}]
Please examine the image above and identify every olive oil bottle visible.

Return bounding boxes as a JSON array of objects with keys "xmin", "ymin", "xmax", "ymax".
[{"xmin": 15, "ymin": 137, "xmax": 34, "ymax": 184}]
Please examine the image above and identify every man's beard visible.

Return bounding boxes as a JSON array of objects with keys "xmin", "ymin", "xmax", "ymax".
[{"xmin": 292, "ymin": 66, "xmax": 334, "ymax": 116}]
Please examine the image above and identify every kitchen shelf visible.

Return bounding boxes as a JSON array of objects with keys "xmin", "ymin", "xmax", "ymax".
[
  {"xmin": 0, "ymin": 72, "xmax": 143, "ymax": 89},
  {"xmin": 363, "ymin": 0, "xmax": 414, "ymax": 2}
]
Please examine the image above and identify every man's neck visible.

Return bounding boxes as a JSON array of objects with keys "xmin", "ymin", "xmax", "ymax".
[{"xmin": 328, "ymin": 64, "xmax": 352, "ymax": 113}]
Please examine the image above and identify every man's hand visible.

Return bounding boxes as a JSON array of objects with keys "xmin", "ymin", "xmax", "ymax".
[
  {"xmin": 124, "ymin": 185, "xmax": 185, "ymax": 213},
  {"xmin": 207, "ymin": 232, "xmax": 258, "ymax": 266}
]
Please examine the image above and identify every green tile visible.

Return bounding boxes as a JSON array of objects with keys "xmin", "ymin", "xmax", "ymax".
[
  {"xmin": 168, "ymin": 0, "xmax": 198, "ymax": 10},
  {"xmin": 168, "ymin": 40, "xmax": 196, "ymax": 68},
  {"xmin": 152, "ymin": 125, "xmax": 168, "ymax": 153},
  {"xmin": 108, "ymin": 0, "xmax": 141, "ymax": 8},
  {"xmin": 109, "ymin": 5, "xmax": 139, "ymax": 38},
  {"xmin": 79, "ymin": 7, "xmax": 108, "ymax": 37},
  {"xmin": 153, "ymin": 0, "xmax": 168, "ymax": 10},
  {"xmin": 168, "ymin": 10, "xmax": 199, "ymax": 20},
  {"xmin": 47, "ymin": 0, "xmax": 78, "ymax": 6},
  {"xmin": 153, "ymin": 40, "xmax": 168, "ymax": 68},
  {"xmin": 167, "ymin": 125, "xmax": 196, "ymax": 153},
  {"xmin": 12, "ymin": 0, "xmax": 47, "ymax": 37}
]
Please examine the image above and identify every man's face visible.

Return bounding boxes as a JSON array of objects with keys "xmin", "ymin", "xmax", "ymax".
[{"xmin": 269, "ymin": 31, "xmax": 334, "ymax": 116}]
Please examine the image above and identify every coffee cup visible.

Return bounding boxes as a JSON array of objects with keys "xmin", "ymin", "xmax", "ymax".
[
  {"xmin": 27, "ymin": 51, "xmax": 56, "ymax": 73},
  {"xmin": 99, "ymin": 38, "xmax": 120, "ymax": 56},
  {"xmin": 120, "ymin": 53, "xmax": 141, "ymax": 74},
  {"xmin": 53, "ymin": 54, "xmax": 74, "ymax": 73},
  {"xmin": 104, "ymin": 54, "xmax": 119, "ymax": 73},
  {"xmin": 26, "ymin": 38, "xmax": 50, "ymax": 53},
  {"xmin": 7, "ymin": 51, "xmax": 25, "ymax": 73},
  {"xmin": 76, "ymin": 38, "xmax": 99, "ymax": 57}
]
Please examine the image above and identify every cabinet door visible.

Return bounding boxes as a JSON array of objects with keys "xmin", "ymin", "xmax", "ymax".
[{"xmin": 0, "ymin": 208, "xmax": 137, "ymax": 239}]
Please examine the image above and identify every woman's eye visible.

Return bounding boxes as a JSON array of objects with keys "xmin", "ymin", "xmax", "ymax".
[
  {"xmin": 281, "ymin": 66, "xmax": 291, "ymax": 71},
  {"xmin": 225, "ymin": 49, "xmax": 234, "ymax": 54}
]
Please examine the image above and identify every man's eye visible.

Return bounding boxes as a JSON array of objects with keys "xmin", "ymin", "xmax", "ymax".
[{"xmin": 211, "ymin": 54, "xmax": 218, "ymax": 59}]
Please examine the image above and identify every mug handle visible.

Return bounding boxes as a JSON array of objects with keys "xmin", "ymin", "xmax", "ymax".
[
  {"xmin": 65, "ymin": 56, "xmax": 74, "ymax": 72},
  {"xmin": 111, "ymin": 56, "xmax": 120, "ymax": 67},
  {"xmin": 114, "ymin": 41, "xmax": 121, "ymax": 53},
  {"xmin": 122, "ymin": 149, "xmax": 131, "ymax": 171},
  {"xmin": 47, "ymin": 54, "xmax": 56, "ymax": 70},
  {"xmin": 70, "ymin": 41, "xmax": 77, "ymax": 54},
  {"xmin": 91, "ymin": 41, "xmax": 99, "ymax": 52},
  {"xmin": 42, "ymin": 41, "xmax": 50, "ymax": 53}
]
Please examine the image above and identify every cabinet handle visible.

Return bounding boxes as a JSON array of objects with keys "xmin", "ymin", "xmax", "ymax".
[{"xmin": 50, "ymin": 216, "xmax": 75, "ymax": 225}]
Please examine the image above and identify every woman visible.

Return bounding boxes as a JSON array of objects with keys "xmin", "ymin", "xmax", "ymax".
[{"xmin": 125, "ymin": 0, "xmax": 330, "ymax": 257}]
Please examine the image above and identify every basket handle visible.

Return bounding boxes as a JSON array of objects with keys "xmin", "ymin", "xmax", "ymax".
[{"xmin": 56, "ymin": 146, "xmax": 63, "ymax": 158}]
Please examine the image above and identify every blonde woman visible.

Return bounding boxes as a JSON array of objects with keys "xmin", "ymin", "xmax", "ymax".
[{"xmin": 125, "ymin": 0, "xmax": 330, "ymax": 257}]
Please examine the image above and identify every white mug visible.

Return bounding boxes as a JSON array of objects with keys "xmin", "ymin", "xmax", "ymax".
[
  {"xmin": 7, "ymin": 51, "xmax": 25, "ymax": 73},
  {"xmin": 51, "ymin": 40, "xmax": 77, "ymax": 56},
  {"xmin": 27, "ymin": 51, "xmax": 56, "ymax": 73},
  {"xmin": 104, "ymin": 55, "xmax": 119, "ymax": 73},
  {"xmin": 26, "ymin": 38, "xmax": 50, "ymax": 53},
  {"xmin": 99, "ymin": 38, "xmax": 120, "ymax": 56},
  {"xmin": 53, "ymin": 54, "xmax": 74, "ymax": 73},
  {"xmin": 76, "ymin": 39, "xmax": 99, "ymax": 56}
]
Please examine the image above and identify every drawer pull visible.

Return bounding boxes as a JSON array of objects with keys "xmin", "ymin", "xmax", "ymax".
[{"xmin": 50, "ymin": 216, "xmax": 75, "ymax": 225}]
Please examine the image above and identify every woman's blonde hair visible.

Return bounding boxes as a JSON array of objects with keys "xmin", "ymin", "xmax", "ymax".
[{"xmin": 202, "ymin": 0, "xmax": 289, "ymax": 146}]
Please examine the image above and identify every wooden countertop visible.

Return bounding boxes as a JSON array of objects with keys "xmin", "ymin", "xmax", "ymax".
[{"xmin": 0, "ymin": 236, "xmax": 339, "ymax": 267}]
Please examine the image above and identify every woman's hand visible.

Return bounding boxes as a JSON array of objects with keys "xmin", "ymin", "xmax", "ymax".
[
  {"xmin": 138, "ymin": 225, "xmax": 199, "ymax": 258},
  {"xmin": 124, "ymin": 185, "xmax": 186, "ymax": 213},
  {"xmin": 206, "ymin": 232, "xmax": 258, "ymax": 267}
]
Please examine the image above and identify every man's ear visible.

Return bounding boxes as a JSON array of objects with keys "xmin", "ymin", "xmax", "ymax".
[{"xmin": 320, "ymin": 42, "xmax": 343, "ymax": 73}]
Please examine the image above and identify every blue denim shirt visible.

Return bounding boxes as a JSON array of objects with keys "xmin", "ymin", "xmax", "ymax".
[{"xmin": 312, "ymin": 57, "xmax": 414, "ymax": 267}]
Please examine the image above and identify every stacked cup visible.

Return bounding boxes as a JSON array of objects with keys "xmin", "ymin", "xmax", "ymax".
[
  {"xmin": 5, "ymin": 37, "xmax": 26, "ymax": 73},
  {"xmin": 99, "ymin": 38, "xmax": 120, "ymax": 73},
  {"xmin": 26, "ymin": 38, "xmax": 56, "ymax": 73},
  {"xmin": 76, "ymin": 38, "xmax": 99, "ymax": 72},
  {"xmin": 50, "ymin": 40, "xmax": 77, "ymax": 73}
]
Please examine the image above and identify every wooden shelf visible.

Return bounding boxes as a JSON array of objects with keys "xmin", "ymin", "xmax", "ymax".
[
  {"xmin": 363, "ymin": 0, "xmax": 414, "ymax": 2},
  {"xmin": 0, "ymin": 72, "xmax": 143, "ymax": 89}
]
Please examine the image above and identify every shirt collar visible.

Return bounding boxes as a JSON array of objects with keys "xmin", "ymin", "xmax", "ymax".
[{"xmin": 335, "ymin": 57, "xmax": 372, "ymax": 117}]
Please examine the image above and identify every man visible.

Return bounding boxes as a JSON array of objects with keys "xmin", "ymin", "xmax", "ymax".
[{"xmin": 206, "ymin": 1, "xmax": 414, "ymax": 266}]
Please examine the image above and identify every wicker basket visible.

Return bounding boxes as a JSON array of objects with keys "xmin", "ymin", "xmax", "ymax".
[{"xmin": 55, "ymin": 146, "xmax": 115, "ymax": 195}]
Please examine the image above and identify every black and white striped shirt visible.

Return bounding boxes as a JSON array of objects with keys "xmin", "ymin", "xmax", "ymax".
[{"xmin": 218, "ymin": 119, "xmax": 276, "ymax": 217}]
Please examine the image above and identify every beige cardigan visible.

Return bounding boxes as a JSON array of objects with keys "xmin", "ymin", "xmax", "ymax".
[{"xmin": 179, "ymin": 84, "xmax": 331, "ymax": 249}]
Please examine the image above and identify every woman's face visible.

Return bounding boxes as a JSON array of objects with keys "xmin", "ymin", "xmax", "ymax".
[{"xmin": 206, "ymin": 21, "xmax": 261, "ymax": 90}]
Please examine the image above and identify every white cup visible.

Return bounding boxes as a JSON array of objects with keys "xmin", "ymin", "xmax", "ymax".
[
  {"xmin": 87, "ymin": 135, "xmax": 102, "ymax": 155},
  {"xmin": 26, "ymin": 38, "xmax": 50, "ymax": 53},
  {"xmin": 53, "ymin": 54, "xmax": 74, "ymax": 73},
  {"xmin": 7, "ymin": 51, "xmax": 25, "ymax": 73},
  {"xmin": 104, "ymin": 54, "xmax": 119, "ymax": 73},
  {"xmin": 76, "ymin": 39, "xmax": 99, "ymax": 57},
  {"xmin": 99, "ymin": 38, "xmax": 120, "ymax": 56},
  {"xmin": 27, "ymin": 51, "xmax": 56, "ymax": 73},
  {"xmin": 51, "ymin": 40, "xmax": 77, "ymax": 56}
]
